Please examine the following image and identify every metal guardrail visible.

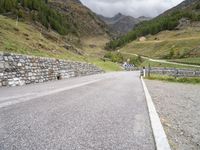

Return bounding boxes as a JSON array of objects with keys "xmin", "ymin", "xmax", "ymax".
[{"xmin": 140, "ymin": 67, "xmax": 200, "ymax": 78}]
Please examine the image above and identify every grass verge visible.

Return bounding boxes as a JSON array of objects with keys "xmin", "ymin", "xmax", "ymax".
[
  {"xmin": 89, "ymin": 59, "xmax": 123, "ymax": 72},
  {"xmin": 145, "ymin": 74, "xmax": 200, "ymax": 84},
  {"xmin": 92, "ymin": 61, "xmax": 122, "ymax": 72}
]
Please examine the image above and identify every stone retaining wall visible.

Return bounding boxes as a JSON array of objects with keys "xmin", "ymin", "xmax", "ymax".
[
  {"xmin": 144, "ymin": 67, "xmax": 200, "ymax": 77},
  {"xmin": 0, "ymin": 53, "xmax": 104, "ymax": 87}
]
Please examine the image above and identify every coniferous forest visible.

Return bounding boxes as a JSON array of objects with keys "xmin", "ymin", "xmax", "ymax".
[{"xmin": 0, "ymin": 0, "xmax": 73, "ymax": 35}]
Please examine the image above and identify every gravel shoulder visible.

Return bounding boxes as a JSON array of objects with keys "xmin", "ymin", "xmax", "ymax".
[{"xmin": 145, "ymin": 80, "xmax": 200, "ymax": 150}]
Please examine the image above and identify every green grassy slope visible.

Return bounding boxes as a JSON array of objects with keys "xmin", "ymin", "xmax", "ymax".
[
  {"xmin": 0, "ymin": 0, "xmax": 123, "ymax": 72},
  {"xmin": 121, "ymin": 27, "xmax": 200, "ymax": 59},
  {"xmin": 106, "ymin": 0, "xmax": 200, "ymax": 50},
  {"xmin": 0, "ymin": 15, "xmax": 122, "ymax": 72},
  {"xmin": 0, "ymin": 15, "xmax": 83, "ymax": 60},
  {"xmin": 170, "ymin": 57, "xmax": 200, "ymax": 65}
]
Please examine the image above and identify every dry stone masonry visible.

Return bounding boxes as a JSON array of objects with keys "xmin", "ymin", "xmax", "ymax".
[{"xmin": 0, "ymin": 53, "xmax": 104, "ymax": 87}]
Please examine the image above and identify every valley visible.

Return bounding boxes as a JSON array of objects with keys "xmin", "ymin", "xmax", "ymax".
[
  {"xmin": 1, "ymin": 0, "xmax": 200, "ymax": 150},
  {"xmin": 0, "ymin": 0, "xmax": 200, "ymax": 70},
  {"xmin": 0, "ymin": 0, "xmax": 122, "ymax": 71},
  {"xmin": 106, "ymin": 0, "xmax": 200, "ymax": 69}
]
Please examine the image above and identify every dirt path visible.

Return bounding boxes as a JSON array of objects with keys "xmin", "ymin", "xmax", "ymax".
[
  {"xmin": 145, "ymin": 80, "xmax": 200, "ymax": 150},
  {"xmin": 121, "ymin": 52, "xmax": 200, "ymax": 68},
  {"xmin": 134, "ymin": 36, "xmax": 200, "ymax": 44}
]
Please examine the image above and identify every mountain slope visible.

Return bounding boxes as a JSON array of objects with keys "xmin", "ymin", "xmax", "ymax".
[
  {"xmin": 0, "ymin": 0, "xmax": 110, "ymax": 52},
  {"xmin": 49, "ymin": 0, "xmax": 108, "ymax": 36},
  {"xmin": 120, "ymin": 27, "xmax": 200, "ymax": 59},
  {"xmin": 0, "ymin": 0, "xmax": 122, "ymax": 71},
  {"xmin": 117, "ymin": 0, "xmax": 200, "ymax": 62},
  {"xmin": 106, "ymin": 0, "xmax": 200, "ymax": 50},
  {"xmin": 163, "ymin": 0, "xmax": 199, "ymax": 15},
  {"xmin": 0, "ymin": 0, "xmax": 109, "ymax": 37},
  {"xmin": 0, "ymin": 15, "xmax": 84, "ymax": 61},
  {"xmin": 99, "ymin": 13, "xmax": 150, "ymax": 36},
  {"xmin": 0, "ymin": 14, "xmax": 121, "ymax": 72}
]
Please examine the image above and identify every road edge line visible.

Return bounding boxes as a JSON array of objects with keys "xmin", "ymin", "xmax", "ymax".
[
  {"xmin": 0, "ymin": 79, "xmax": 102, "ymax": 109},
  {"xmin": 141, "ymin": 77, "xmax": 171, "ymax": 150}
]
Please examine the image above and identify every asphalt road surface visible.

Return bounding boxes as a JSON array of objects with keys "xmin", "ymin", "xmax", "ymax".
[{"xmin": 0, "ymin": 72, "xmax": 155, "ymax": 150}]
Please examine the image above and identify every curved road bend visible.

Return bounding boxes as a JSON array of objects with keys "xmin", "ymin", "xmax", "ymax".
[
  {"xmin": 0, "ymin": 72, "xmax": 155, "ymax": 150},
  {"xmin": 122, "ymin": 52, "xmax": 200, "ymax": 68}
]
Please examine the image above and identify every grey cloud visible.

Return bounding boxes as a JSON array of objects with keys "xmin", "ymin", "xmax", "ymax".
[{"xmin": 80, "ymin": 0, "xmax": 184, "ymax": 17}]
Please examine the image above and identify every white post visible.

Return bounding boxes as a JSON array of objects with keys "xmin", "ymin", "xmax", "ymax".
[{"xmin": 143, "ymin": 68, "xmax": 146, "ymax": 77}]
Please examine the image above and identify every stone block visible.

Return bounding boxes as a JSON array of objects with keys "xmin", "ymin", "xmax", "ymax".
[
  {"xmin": 28, "ymin": 72, "xmax": 33, "ymax": 76},
  {"xmin": 17, "ymin": 63, "xmax": 22, "ymax": 67},
  {"xmin": 4, "ymin": 62, "xmax": 10, "ymax": 68},
  {"xmin": 19, "ymin": 80, "xmax": 25, "ymax": 86},
  {"xmin": 0, "ymin": 55, "xmax": 3, "ymax": 61},
  {"xmin": 19, "ymin": 59, "xmax": 25, "ymax": 63},
  {"xmin": 0, "ymin": 72, "xmax": 3, "ymax": 77},
  {"xmin": 0, "ymin": 62, "xmax": 4, "ymax": 69},
  {"xmin": 4, "ymin": 56, "xmax": 8, "ymax": 61},
  {"xmin": 8, "ymin": 56, "xmax": 14, "ymax": 61}
]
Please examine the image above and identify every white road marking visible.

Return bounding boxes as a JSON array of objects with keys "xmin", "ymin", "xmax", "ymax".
[
  {"xmin": 0, "ymin": 93, "xmax": 33, "ymax": 102},
  {"xmin": 0, "ymin": 79, "xmax": 102, "ymax": 109},
  {"xmin": 141, "ymin": 77, "xmax": 171, "ymax": 150}
]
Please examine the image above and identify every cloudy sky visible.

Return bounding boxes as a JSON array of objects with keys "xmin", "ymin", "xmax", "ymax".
[{"xmin": 80, "ymin": 0, "xmax": 185, "ymax": 18}]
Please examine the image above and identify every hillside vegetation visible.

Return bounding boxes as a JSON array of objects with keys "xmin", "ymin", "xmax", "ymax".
[
  {"xmin": 49, "ymin": 0, "xmax": 108, "ymax": 36},
  {"xmin": 0, "ymin": 0, "xmax": 75, "ymax": 35},
  {"xmin": 0, "ymin": 0, "xmax": 123, "ymax": 71},
  {"xmin": 106, "ymin": 0, "xmax": 200, "ymax": 50},
  {"xmin": 0, "ymin": 0, "xmax": 108, "ymax": 36},
  {"xmin": 0, "ymin": 15, "xmax": 83, "ymax": 60},
  {"xmin": 120, "ymin": 27, "xmax": 200, "ymax": 59},
  {"xmin": 0, "ymin": 14, "xmax": 121, "ymax": 72}
]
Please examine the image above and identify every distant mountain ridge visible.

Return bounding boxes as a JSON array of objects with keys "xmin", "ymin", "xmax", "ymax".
[{"xmin": 98, "ymin": 13, "xmax": 150, "ymax": 36}]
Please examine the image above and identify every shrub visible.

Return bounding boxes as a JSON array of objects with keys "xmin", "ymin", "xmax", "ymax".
[
  {"xmin": 129, "ymin": 55, "xmax": 143, "ymax": 66},
  {"xmin": 104, "ymin": 52, "xmax": 124, "ymax": 63},
  {"xmin": 195, "ymin": 3, "xmax": 200, "ymax": 10}
]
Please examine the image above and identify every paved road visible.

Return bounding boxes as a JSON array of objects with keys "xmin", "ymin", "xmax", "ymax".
[
  {"xmin": 0, "ymin": 72, "xmax": 155, "ymax": 150},
  {"xmin": 122, "ymin": 52, "xmax": 200, "ymax": 68}
]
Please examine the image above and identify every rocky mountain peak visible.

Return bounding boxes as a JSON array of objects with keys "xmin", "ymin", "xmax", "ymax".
[{"xmin": 98, "ymin": 13, "xmax": 150, "ymax": 36}]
